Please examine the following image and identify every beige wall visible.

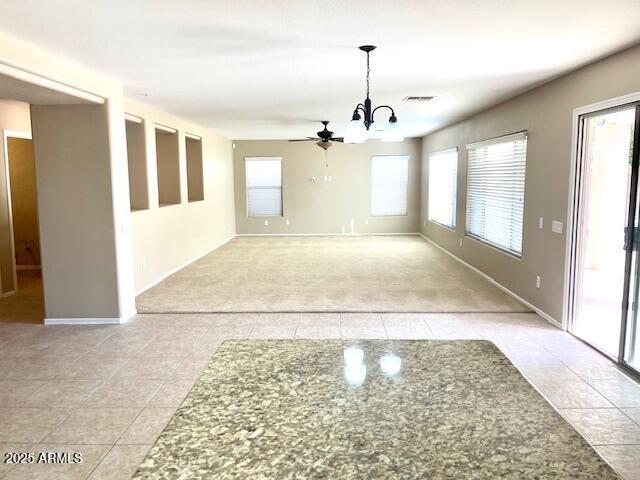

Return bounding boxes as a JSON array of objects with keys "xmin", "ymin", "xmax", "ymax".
[
  {"xmin": 31, "ymin": 104, "xmax": 123, "ymax": 318},
  {"xmin": 420, "ymin": 44, "xmax": 640, "ymax": 323},
  {"xmin": 186, "ymin": 138, "xmax": 204, "ymax": 202},
  {"xmin": 0, "ymin": 33, "xmax": 238, "ymax": 319},
  {"xmin": 0, "ymin": 100, "xmax": 32, "ymax": 293},
  {"xmin": 126, "ymin": 99, "xmax": 236, "ymax": 294},
  {"xmin": 0, "ymin": 33, "xmax": 137, "ymax": 321},
  {"xmin": 8, "ymin": 137, "xmax": 40, "ymax": 266},
  {"xmin": 234, "ymin": 139, "xmax": 422, "ymax": 235},
  {"xmin": 125, "ymin": 120, "xmax": 148, "ymax": 210},
  {"xmin": 155, "ymin": 129, "xmax": 181, "ymax": 205}
]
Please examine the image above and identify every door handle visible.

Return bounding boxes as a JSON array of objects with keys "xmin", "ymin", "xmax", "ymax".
[{"xmin": 625, "ymin": 226, "xmax": 640, "ymax": 251}]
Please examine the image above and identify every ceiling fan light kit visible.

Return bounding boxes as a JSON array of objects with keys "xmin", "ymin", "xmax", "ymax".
[
  {"xmin": 344, "ymin": 45, "xmax": 404, "ymax": 144},
  {"xmin": 288, "ymin": 121, "xmax": 344, "ymax": 150}
]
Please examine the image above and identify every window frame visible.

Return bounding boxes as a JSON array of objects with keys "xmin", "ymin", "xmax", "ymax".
[
  {"xmin": 244, "ymin": 156, "xmax": 284, "ymax": 218},
  {"xmin": 370, "ymin": 154, "xmax": 410, "ymax": 217},
  {"xmin": 427, "ymin": 147, "xmax": 458, "ymax": 230},
  {"xmin": 464, "ymin": 131, "xmax": 528, "ymax": 258}
]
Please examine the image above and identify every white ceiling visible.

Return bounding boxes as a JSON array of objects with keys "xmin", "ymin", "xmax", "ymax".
[{"xmin": 1, "ymin": 0, "xmax": 639, "ymax": 139}]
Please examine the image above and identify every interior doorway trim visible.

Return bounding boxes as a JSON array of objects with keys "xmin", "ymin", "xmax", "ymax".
[
  {"xmin": 1, "ymin": 129, "xmax": 32, "ymax": 297},
  {"xmin": 0, "ymin": 61, "xmax": 105, "ymax": 105}
]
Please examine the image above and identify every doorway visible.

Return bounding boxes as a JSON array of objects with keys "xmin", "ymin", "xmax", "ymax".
[
  {"xmin": 568, "ymin": 99, "xmax": 640, "ymax": 374},
  {"xmin": 0, "ymin": 130, "xmax": 43, "ymax": 323}
]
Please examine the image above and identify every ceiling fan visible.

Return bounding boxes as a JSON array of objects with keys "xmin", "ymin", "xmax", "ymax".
[{"xmin": 288, "ymin": 121, "xmax": 344, "ymax": 150}]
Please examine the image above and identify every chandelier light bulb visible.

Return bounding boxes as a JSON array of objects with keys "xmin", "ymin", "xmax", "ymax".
[
  {"xmin": 344, "ymin": 118, "xmax": 367, "ymax": 144},
  {"xmin": 382, "ymin": 115, "xmax": 404, "ymax": 143}
]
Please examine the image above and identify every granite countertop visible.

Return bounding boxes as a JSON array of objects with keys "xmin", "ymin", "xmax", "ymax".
[{"xmin": 133, "ymin": 339, "xmax": 620, "ymax": 479}]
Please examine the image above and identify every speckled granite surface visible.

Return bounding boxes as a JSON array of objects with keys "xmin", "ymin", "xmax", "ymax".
[{"xmin": 132, "ymin": 340, "xmax": 620, "ymax": 479}]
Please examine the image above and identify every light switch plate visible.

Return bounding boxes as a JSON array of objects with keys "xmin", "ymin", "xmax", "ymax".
[
  {"xmin": 264, "ymin": 220, "xmax": 268, "ymax": 226},
  {"xmin": 551, "ymin": 221, "xmax": 563, "ymax": 234},
  {"xmin": 539, "ymin": 217, "xmax": 544, "ymax": 229},
  {"xmin": 286, "ymin": 219, "xmax": 290, "ymax": 226}
]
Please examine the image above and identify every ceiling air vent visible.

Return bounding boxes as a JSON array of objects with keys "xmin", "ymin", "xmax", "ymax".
[{"xmin": 403, "ymin": 96, "xmax": 434, "ymax": 102}]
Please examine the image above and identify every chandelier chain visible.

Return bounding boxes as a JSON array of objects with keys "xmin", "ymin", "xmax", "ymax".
[{"xmin": 366, "ymin": 50, "xmax": 370, "ymax": 99}]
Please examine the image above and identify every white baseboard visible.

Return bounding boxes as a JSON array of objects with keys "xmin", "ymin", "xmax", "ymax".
[
  {"xmin": 44, "ymin": 306, "xmax": 137, "ymax": 326},
  {"xmin": 418, "ymin": 233, "xmax": 562, "ymax": 329},
  {"xmin": 135, "ymin": 234, "xmax": 235, "ymax": 296},
  {"xmin": 235, "ymin": 232, "xmax": 422, "ymax": 237},
  {"xmin": 44, "ymin": 316, "xmax": 127, "ymax": 325}
]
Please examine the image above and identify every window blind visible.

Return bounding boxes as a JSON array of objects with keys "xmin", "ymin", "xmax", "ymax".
[
  {"xmin": 245, "ymin": 157, "xmax": 283, "ymax": 217},
  {"xmin": 466, "ymin": 132, "xmax": 527, "ymax": 256},
  {"xmin": 371, "ymin": 155, "xmax": 409, "ymax": 216},
  {"xmin": 428, "ymin": 148, "xmax": 458, "ymax": 228}
]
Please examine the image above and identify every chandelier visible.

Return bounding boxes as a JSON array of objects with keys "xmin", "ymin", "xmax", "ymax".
[{"xmin": 344, "ymin": 45, "xmax": 403, "ymax": 143}]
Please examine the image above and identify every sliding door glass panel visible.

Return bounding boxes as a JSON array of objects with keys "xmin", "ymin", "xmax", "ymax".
[
  {"xmin": 624, "ymin": 194, "xmax": 640, "ymax": 370},
  {"xmin": 572, "ymin": 107, "xmax": 636, "ymax": 358},
  {"xmin": 624, "ymin": 107, "xmax": 640, "ymax": 372}
]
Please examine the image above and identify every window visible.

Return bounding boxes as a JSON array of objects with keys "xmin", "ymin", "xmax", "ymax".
[
  {"xmin": 371, "ymin": 155, "xmax": 409, "ymax": 216},
  {"xmin": 466, "ymin": 132, "xmax": 527, "ymax": 256},
  {"xmin": 245, "ymin": 157, "xmax": 283, "ymax": 217},
  {"xmin": 155, "ymin": 125, "xmax": 181, "ymax": 206},
  {"xmin": 428, "ymin": 148, "xmax": 458, "ymax": 228},
  {"xmin": 186, "ymin": 134, "xmax": 204, "ymax": 202}
]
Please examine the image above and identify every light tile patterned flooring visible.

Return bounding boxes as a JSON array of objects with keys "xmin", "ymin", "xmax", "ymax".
[{"xmin": 0, "ymin": 312, "xmax": 640, "ymax": 479}]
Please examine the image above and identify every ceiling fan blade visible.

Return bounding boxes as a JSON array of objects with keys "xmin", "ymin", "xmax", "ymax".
[
  {"xmin": 332, "ymin": 137, "xmax": 344, "ymax": 142},
  {"xmin": 288, "ymin": 138, "xmax": 320, "ymax": 142}
]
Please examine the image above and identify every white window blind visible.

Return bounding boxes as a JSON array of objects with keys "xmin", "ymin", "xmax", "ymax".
[
  {"xmin": 245, "ymin": 157, "xmax": 283, "ymax": 217},
  {"xmin": 466, "ymin": 132, "xmax": 527, "ymax": 256},
  {"xmin": 428, "ymin": 148, "xmax": 458, "ymax": 228},
  {"xmin": 371, "ymin": 155, "xmax": 409, "ymax": 216}
]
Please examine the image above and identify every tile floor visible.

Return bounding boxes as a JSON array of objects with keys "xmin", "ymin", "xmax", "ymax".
[{"xmin": 0, "ymin": 312, "xmax": 639, "ymax": 479}]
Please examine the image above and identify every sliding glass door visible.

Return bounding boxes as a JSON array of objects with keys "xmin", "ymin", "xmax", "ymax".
[
  {"xmin": 570, "ymin": 102, "xmax": 640, "ymax": 373},
  {"xmin": 622, "ymin": 106, "xmax": 640, "ymax": 372}
]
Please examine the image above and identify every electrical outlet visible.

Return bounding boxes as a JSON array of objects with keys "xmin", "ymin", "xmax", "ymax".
[
  {"xmin": 536, "ymin": 275, "xmax": 541, "ymax": 289},
  {"xmin": 264, "ymin": 220, "xmax": 268, "ymax": 226},
  {"xmin": 552, "ymin": 221, "xmax": 563, "ymax": 234},
  {"xmin": 539, "ymin": 217, "xmax": 544, "ymax": 230}
]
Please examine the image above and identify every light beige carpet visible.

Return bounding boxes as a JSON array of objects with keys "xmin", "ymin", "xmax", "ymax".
[{"xmin": 136, "ymin": 235, "xmax": 530, "ymax": 313}]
